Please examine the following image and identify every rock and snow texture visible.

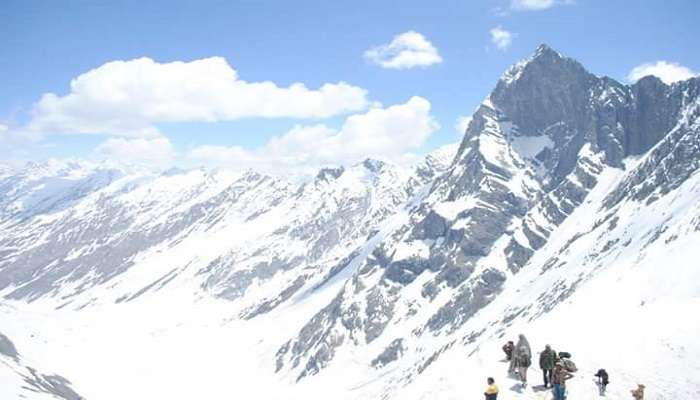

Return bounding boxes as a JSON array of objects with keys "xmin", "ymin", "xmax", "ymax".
[
  {"xmin": 0, "ymin": 154, "xmax": 453, "ymax": 312},
  {"xmin": 0, "ymin": 329, "xmax": 84, "ymax": 400},
  {"xmin": 1, "ymin": 45, "xmax": 699, "ymax": 400}
]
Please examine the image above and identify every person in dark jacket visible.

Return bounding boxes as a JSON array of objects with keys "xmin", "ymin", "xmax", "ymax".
[
  {"xmin": 484, "ymin": 377, "xmax": 498, "ymax": 400},
  {"xmin": 503, "ymin": 341, "xmax": 515, "ymax": 362},
  {"xmin": 539, "ymin": 344, "xmax": 557, "ymax": 388},
  {"xmin": 551, "ymin": 361, "xmax": 574, "ymax": 400},
  {"xmin": 595, "ymin": 369, "xmax": 609, "ymax": 394}
]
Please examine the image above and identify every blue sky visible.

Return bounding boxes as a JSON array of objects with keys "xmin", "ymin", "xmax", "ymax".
[{"xmin": 1, "ymin": 0, "xmax": 699, "ymax": 172}]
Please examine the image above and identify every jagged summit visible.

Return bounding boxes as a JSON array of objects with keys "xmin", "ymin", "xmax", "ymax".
[
  {"xmin": 498, "ymin": 43, "xmax": 578, "ymax": 85},
  {"xmin": 532, "ymin": 43, "xmax": 565, "ymax": 60}
]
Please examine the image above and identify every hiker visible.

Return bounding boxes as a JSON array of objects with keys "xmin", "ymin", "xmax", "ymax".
[
  {"xmin": 594, "ymin": 369, "xmax": 609, "ymax": 394},
  {"xmin": 551, "ymin": 361, "xmax": 574, "ymax": 400},
  {"xmin": 484, "ymin": 377, "xmax": 498, "ymax": 400},
  {"xmin": 539, "ymin": 344, "xmax": 557, "ymax": 388},
  {"xmin": 512, "ymin": 334, "xmax": 532, "ymax": 386},
  {"xmin": 502, "ymin": 341, "xmax": 515, "ymax": 361},
  {"xmin": 631, "ymin": 384, "xmax": 645, "ymax": 400}
]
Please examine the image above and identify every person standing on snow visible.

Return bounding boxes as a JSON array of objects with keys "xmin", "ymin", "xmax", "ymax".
[
  {"xmin": 502, "ymin": 341, "xmax": 515, "ymax": 362},
  {"xmin": 512, "ymin": 334, "xmax": 531, "ymax": 386},
  {"xmin": 539, "ymin": 344, "xmax": 557, "ymax": 388},
  {"xmin": 551, "ymin": 361, "xmax": 574, "ymax": 400},
  {"xmin": 594, "ymin": 369, "xmax": 609, "ymax": 394},
  {"xmin": 484, "ymin": 377, "xmax": 498, "ymax": 400}
]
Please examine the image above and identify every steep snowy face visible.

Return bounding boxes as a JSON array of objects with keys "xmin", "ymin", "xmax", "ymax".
[
  {"xmin": 198, "ymin": 159, "xmax": 435, "ymax": 318},
  {"xmin": 275, "ymin": 44, "xmax": 700, "ymax": 385},
  {"xmin": 405, "ymin": 95, "xmax": 700, "ymax": 400},
  {"xmin": 411, "ymin": 143, "xmax": 459, "ymax": 185},
  {"xmin": 0, "ymin": 166, "xmax": 247, "ymax": 301}
]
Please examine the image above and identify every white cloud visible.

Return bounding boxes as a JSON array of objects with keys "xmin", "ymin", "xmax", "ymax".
[
  {"xmin": 364, "ymin": 31, "xmax": 442, "ymax": 70},
  {"xmin": 19, "ymin": 57, "xmax": 370, "ymax": 139},
  {"xmin": 490, "ymin": 26, "xmax": 513, "ymax": 51},
  {"xmin": 187, "ymin": 97, "xmax": 439, "ymax": 173},
  {"xmin": 455, "ymin": 116, "xmax": 473, "ymax": 134},
  {"xmin": 95, "ymin": 137, "xmax": 175, "ymax": 166},
  {"xmin": 510, "ymin": 0, "xmax": 559, "ymax": 11},
  {"xmin": 626, "ymin": 61, "xmax": 697, "ymax": 85}
]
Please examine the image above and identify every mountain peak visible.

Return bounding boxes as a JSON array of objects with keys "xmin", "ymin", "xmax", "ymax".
[
  {"xmin": 498, "ymin": 44, "xmax": 576, "ymax": 86},
  {"xmin": 533, "ymin": 43, "xmax": 561, "ymax": 58}
]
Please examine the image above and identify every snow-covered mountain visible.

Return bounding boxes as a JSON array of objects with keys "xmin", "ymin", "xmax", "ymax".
[
  {"xmin": 275, "ymin": 45, "xmax": 700, "ymax": 398},
  {"xmin": 1, "ymin": 45, "xmax": 699, "ymax": 400}
]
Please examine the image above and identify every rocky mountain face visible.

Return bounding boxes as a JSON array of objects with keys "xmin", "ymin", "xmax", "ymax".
[{"xmin": 274, "ymin": 44, "xmax": 700, "ymax": 384}]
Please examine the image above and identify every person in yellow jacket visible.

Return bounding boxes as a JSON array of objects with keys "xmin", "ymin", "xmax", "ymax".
[{"xmin": 484, "ymin": 377, "xmax": 498, "ymax": 400}]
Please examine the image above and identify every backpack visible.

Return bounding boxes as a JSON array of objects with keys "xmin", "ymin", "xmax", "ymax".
[
  {"xmin": 595, "ymin": 369, "xmax": 609, "ymax": 384},
  {"xmin": 561, "ymin": 358, "xmax": 577, "ymax": 372},
  {"xmin": 558, "ymin": 351, "xmax": 572, "ymax": 359},
  {"xmin": 517, "ymin": 347, "xmax": 531, "ymax": 367}
]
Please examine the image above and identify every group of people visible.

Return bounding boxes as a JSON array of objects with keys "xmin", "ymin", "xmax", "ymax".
[
  {"xmin": 481, "ymin": 334, "xmax": 644, "ymax": 399},
  {"xmin": 503, "ymin": 334, "xmax": 575, "ymax": 400}
]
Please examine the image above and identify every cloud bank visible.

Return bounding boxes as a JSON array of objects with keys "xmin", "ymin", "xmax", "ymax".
[
  {"xmin": 187, "ymin": 96, "xmax": 439, "ymax": 174},
  {"xmin": 20, "ymin": 57, "xmax": 370, "ymax": 139}
]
